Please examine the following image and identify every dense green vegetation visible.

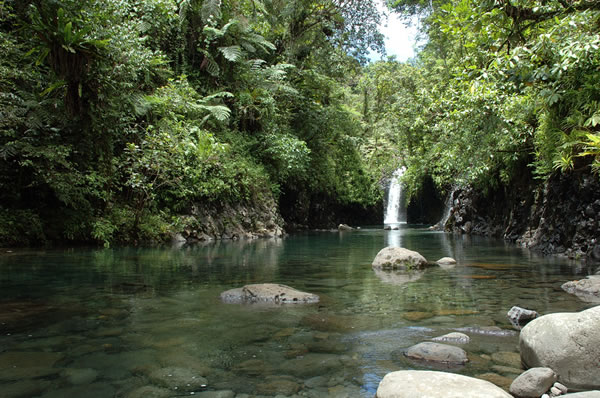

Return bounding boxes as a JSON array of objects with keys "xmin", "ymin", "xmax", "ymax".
[
  {"xmin": 364, "ymin": 0, "xmax": 600, "ymax": 200},
  {"xmin": 1, "ymin": 0, "xmax": 599, "ymax": 246},
  {"xmin": 0, "ymin": 0, "xmax": 385, "ymax": 246}
]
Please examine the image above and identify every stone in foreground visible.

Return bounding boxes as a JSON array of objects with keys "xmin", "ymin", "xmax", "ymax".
[
  {"xmin": 509, "ymin": 367, "xmax": 557, "ymax": 398},
  {"xmin": 220, "ymin": 283, "xmax": 319, "ymax": 304},
  {"xmin": 561, "ymin": 277, "xmax": 600, "ymax": 302},
  {"xmin": 405, "ymin": 342, "xmax": 468, "ymax": 364},
  {"xmin": 520, "ymin": 305, "xmax": 600, "ymax": 390},
  {"xmin": 372, "ymin": 247, "xmax": 428, "ymax": 270},
  {"xmin": 376, "ymin": 370, "xmax": 512, "ymax": 398}
]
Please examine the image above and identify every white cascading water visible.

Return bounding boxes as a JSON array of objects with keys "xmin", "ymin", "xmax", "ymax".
[
  {"xmin": 438, "ymin": 186, "xmax": 458, "ymax": 229},
  {"xmin": 384, "ymin": 167, "xmax": 407, "ymax": 224}
]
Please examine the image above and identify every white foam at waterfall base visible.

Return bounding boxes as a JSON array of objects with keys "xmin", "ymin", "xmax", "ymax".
[{"xmin": 384, "ymin": 167, "xmax": 407, "ymax": 225}]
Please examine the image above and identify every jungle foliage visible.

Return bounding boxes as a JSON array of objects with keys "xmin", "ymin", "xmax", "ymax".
[
  {"xmin": 3, "ymin": 0, "xmax": 599, "ymax": 246},
  {"xmin": 362, "ymin": 0, "xmax": 600, "ymax": 200},
  {"xmin": 0, "ymin": 0, "xmax": 385, "ymax": 246}
]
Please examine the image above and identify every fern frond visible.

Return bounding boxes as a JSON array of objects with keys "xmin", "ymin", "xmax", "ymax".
[
  {"xmin": 203, "ymin": 91, "xmax": 234, "ymax": 101},
  {"xmin": 246, "ymin": 33, "xmax": 276, "ymax": 52},
  {"xmin": 218, "ymin": 45, "xmax": 243, "ymax": 62},
  {"xmin": 198, "ymin": 104, "xmax": 231, "ymax": 123},
  {"xmin": 241, "ymin": 42, "xmax": 257, "ymax": 54},
  {"xmin": 201, "ymin": 0, "xmax": 222, "ymax": 25}
]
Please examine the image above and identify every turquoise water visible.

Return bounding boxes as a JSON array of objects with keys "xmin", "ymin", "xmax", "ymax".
[{"xmin": 0, "ymin": 227, "xmax": 595, "ymax": 397}]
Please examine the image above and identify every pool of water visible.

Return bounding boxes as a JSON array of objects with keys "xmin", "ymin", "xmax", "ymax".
[{"xmin": 0, "ymin": 227, "xmax": 596, "ymax": 397}]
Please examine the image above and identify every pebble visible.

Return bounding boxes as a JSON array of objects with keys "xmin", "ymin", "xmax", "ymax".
[
  {"xmin": 554, "ymin": 382, "xmax": 568, "ymax": 394},
  {"xmin": 550, "ymin": 386, "xmax": 562, "ymax": 395},
  {"xmin": 542, "ymin": 395, "xmax": 550, "ymax": 398}
]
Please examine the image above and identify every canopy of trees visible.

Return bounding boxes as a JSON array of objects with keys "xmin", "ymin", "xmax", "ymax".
[
  {"xmin": 1, "ymin": 0, "xmax": 598, "ymax": 246},
  {"xmin": 0, "ymin": 0, "xmax": 385, "ymax": 246},
  {"xmin": 363, "ymin": 0, "xmax": 600, "ymax": 199}
]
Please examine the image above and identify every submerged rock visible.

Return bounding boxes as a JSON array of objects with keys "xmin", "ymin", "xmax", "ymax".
[
  {"xmin": 376, "ymin": 370, "xmax": 512, "ymax": 398},
  {"xmin": 0, "ymin": 351, "xmax": 64, "ymax": 381},
  {"xmin": 220, "ymin": 283, "xmax": 319, "ymax": 304},
  {"xmin": 125, "ymin": 385, "xmax": 173, "ymax": 398},
  {"xmin": 561, "ymin": 277, "xmax": 600, "ymax": 302},
  {"xmin": 405, "ymin": 342, "xmax": 468, "ymax": 364},
  {"xmin": 509, "ymin": 367, "xmax": 557, "ymax": 398},
  {"xmin": 148, "ymin": 367, "xmax": 207, "ymax": 391},
  {"xmin": 520, "ymin": 305, "xmax": 600, "ymax": 390},
  {"xmin": 432, "ymin": 332, "xmax": 470, "ymax": 344},
  {"xmin": 372, "ymin": 247, "xmax": 428, "ymax": 270},
  {"xmin": 455, "ymin": 326, "xmax": 517, "ymax": 337}
]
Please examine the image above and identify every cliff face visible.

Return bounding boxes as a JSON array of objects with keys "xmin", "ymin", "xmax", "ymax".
[{"xmin": 445, "ymin": 170, "xmax": 600, "ymax": 262}]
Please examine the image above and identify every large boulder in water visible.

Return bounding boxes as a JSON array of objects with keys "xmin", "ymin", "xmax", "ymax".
[
  {"xmin": 372, "ymin": 247, "xmax": 428, "ymax": 270},
  {"xmin": 220, "ymin": 283, "xmax": 319, "ymax": 304},
  {"xmin": 519, "ymin": 305, "xmax": 600, "ymax": 390},
  {"xmin": 376, "ymin": 370, "xmax": 512, "ymax": 398}
]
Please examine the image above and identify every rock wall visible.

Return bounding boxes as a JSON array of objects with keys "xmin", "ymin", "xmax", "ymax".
[
  {"xmin": 279, "ymin": 190, "xmax": 382, "ymax": 230},
  {"xmin": 178, "ymin": 195, "xmax": 284, "ymax": 242},
  {"xmin": 407, "ymin": 176, "xmax": 445, "ymax": 225},
  {"xmin": 445, "ymin": 169, "xmax": 600, "ymax": 262}
]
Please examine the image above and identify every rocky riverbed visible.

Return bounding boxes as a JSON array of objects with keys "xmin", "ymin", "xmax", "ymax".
[{"xmin": 0, "ymin": 233, "xmax": 597, "ymax": 397}]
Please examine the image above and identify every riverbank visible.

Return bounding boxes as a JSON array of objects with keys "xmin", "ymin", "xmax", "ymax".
[{"xmin": 443, "ymin": 169, "xmax": 600, "ymax": 263}]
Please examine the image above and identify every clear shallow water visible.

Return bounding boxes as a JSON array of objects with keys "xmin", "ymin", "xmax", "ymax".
[{"xmin": 0, "ymin": 227, "xmax": 596, "ymax": 397}]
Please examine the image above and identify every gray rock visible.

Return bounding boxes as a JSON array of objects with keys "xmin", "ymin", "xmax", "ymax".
[
  {"xmin": 507, "ymin": 306, "xmax": 539, "ymax": 328},
  {"xmin": 256, "ymin": 376, "xmax": 301, "ymax": 396},
  {"xmin": 220, "ymin": 283, "xmax": 319, "ymax": 304},
  {"xmin": 432, "ymin": 332, "xmax": 470, "ymax": 344},
  {"xmin": 148, "ymin": 367, "xmax": 208, "ymax": 391},
  {"xmin": 455, "ymin": 326, "xmax": 517, "ymax": 337},
  {"xmin": 561, "ymin": 278, "xmax": 600, "ymax": 302},
  {"xmin": 280, "ymin": 353, "xmax": 342, "ymax": 378},
  {"xmin": 436, "ymin": 257, "xmax": 457, "ymax": 265},
  {"xmin": 405, "ymin": 342, "xmax": 468, "ymax": 364},
  {"xmin": 372, "ymin": 247, "xmax": 428, "ymax": 270},
  {"xmin": 520, "ymin": 305, "xmax": 600, "ymax": 390},
  {"xmin": 376, "ymin": 370, "xmax": 513, "ymax": 398},
  {"xmin": 338, "ymin": 224, "xmax": 354, "ymax": 231},
  {"xmin": 509, "ymin": 367, "xmax": 557, "ymax": 397},
  {"xmin": 553, "ymin": 382, "xmax": 568, "ymax": 394},
  {"xmin": 558, "ymin": 392, "xmax": 600, "ymax": 398}
]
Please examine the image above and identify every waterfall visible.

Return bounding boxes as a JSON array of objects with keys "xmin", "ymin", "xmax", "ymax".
[
  {"xmin": 384, "ymin": 167, "xmax": 407, "ymax": 225},
  {"xmin": 437, "ymin": 186, "xmax": 458, "ymax": 229}
]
